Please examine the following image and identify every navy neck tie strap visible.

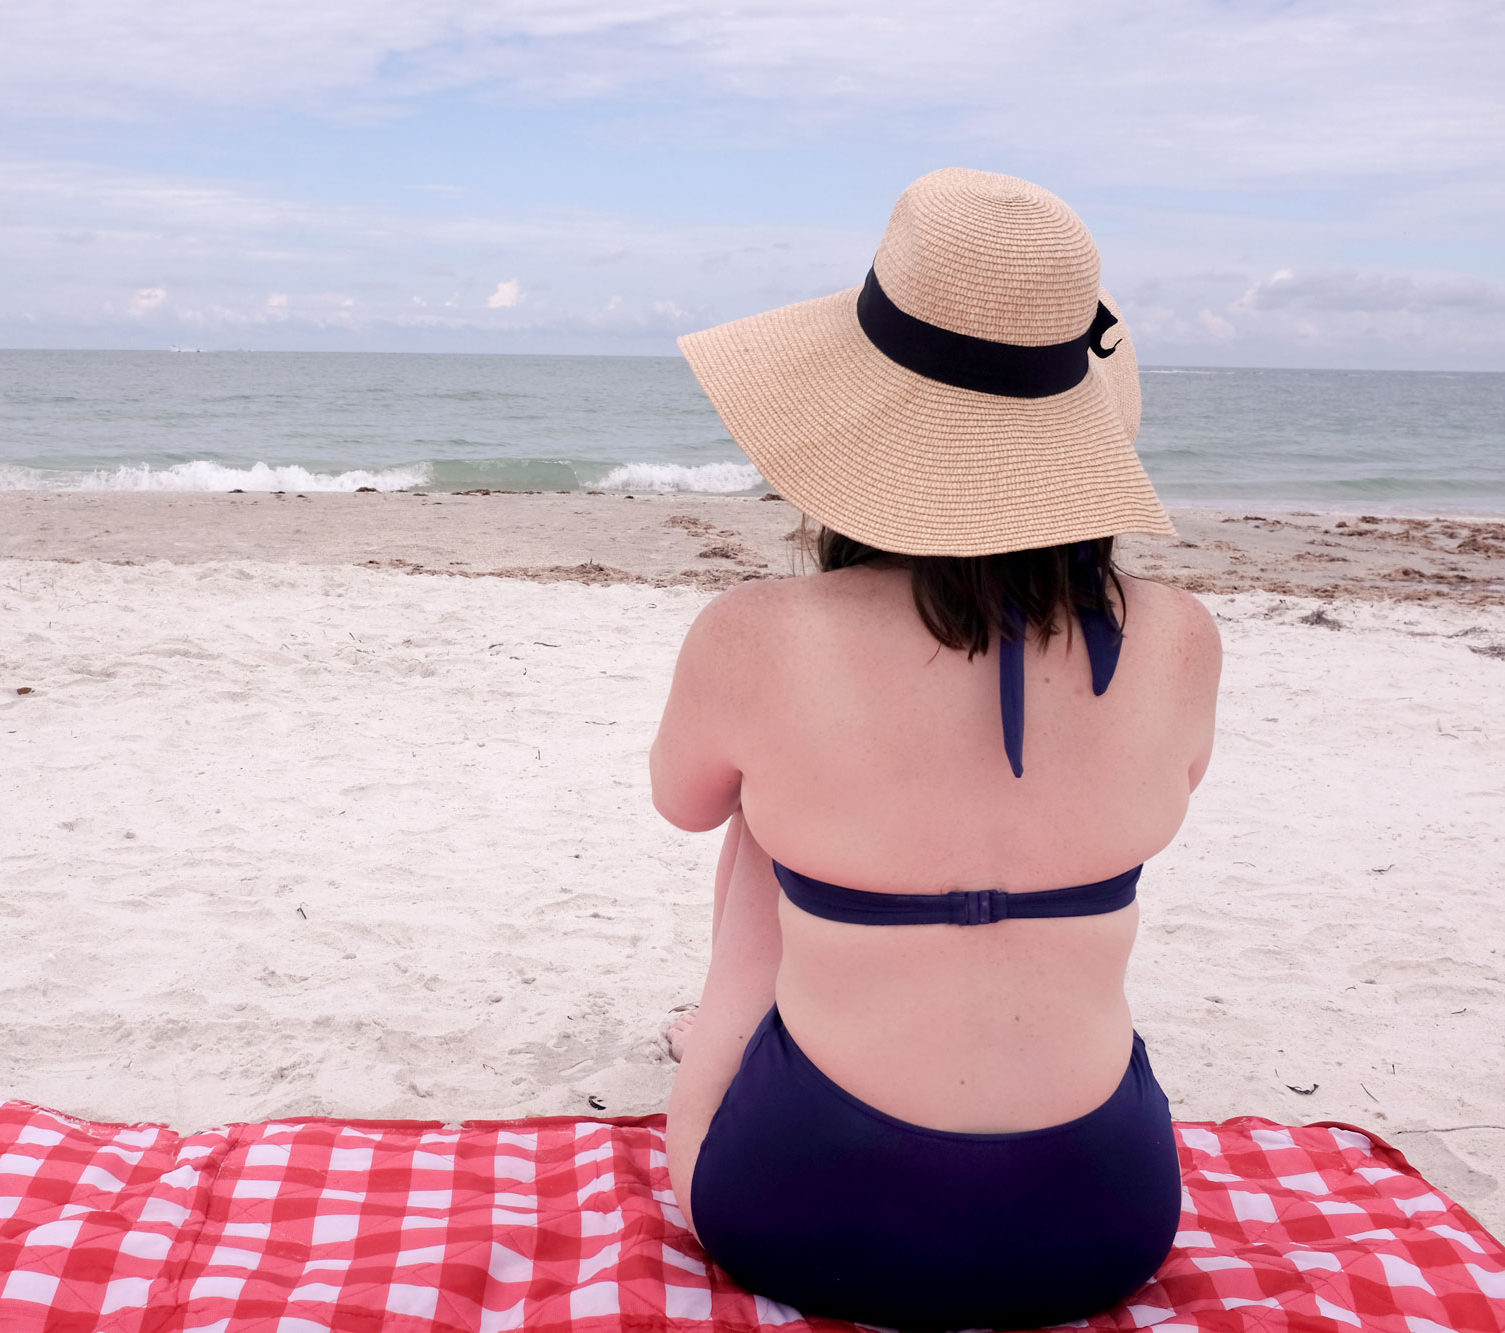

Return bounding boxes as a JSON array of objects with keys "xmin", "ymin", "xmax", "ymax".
[
  {"xmin": 998, "ymin": 606, "xmax": 1027, "ymax": 779},
  {"xmin": 999, "ymin": 565, "xmax": 1122, "ymax": 779},
  {"xmin": 855, "ymin": 267, "xmax": 1119, "ymax": 400},
  {"xmin": 1071, "ymin": 543, "xmax": 1123, "ymax": 697},
  {"xmin": 1077, "ymin": 605, "xmax": 1122, "ymax": 697}
]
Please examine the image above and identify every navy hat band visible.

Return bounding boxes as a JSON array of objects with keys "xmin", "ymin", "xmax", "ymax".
[{"xmin": 854, "ymin": 267, "xmax": 1120, "ymax": 400}]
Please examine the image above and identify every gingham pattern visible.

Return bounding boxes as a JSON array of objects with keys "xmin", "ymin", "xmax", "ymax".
[{"xmin": 0, "ymin": 1102, "xmax": 1500, "ymax": 1333}]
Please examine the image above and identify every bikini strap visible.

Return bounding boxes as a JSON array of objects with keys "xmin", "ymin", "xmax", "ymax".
[
  {"xmin": 775, "ymin": 859, "xmax": 1141, "ymax": 925},
  {"xmin": 998, "ymin": 605, "xmax": 1027, "ymax": 779},
  {"xmin": 999, "ymin": 546, "xmax": 1122, "ymax": 778}
]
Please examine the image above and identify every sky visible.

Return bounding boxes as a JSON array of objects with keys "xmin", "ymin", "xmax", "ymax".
[{"xmin": 3, "ymin": 1, "xmax": 1502, "ymax": 369}]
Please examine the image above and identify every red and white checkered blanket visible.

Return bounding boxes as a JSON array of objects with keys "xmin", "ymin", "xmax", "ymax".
[{"xmin": 0, "ymin": 1100, "xmax": 1500, "ymax": 1332}]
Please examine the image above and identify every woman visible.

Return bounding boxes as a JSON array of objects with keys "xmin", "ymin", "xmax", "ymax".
[{"xmin": 651, "ymin": 169, "xmax": 1221, "ymax": 1330}]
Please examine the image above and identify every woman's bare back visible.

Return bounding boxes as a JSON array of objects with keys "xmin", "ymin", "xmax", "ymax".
[{"xmin": 656, "ymin": 563, "xmax": 1220, "ymax": 1231}]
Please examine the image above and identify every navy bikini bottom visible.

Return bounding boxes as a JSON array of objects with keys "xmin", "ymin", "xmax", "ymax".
[{"xmin": 690, "ymin": 1006, "xmax": 1182, "ymax": 1331}]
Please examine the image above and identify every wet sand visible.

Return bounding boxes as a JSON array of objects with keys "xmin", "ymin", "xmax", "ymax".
[{"xmin": 3, "ymin": 491, "xmax": 1503, "ymax": 605}]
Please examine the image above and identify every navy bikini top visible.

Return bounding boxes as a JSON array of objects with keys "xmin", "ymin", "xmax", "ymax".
[{"xmin": 773, "ymin": 576, "xmax": 1141, "ymax": 926}]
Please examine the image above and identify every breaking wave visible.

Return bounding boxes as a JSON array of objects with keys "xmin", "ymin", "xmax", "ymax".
[
  {"xmin": 593, "ymin": 461, "xmax": 765, "ymax": 494},
  {"xmin": 0, "ymin": 460, "xmax": 431, "ymax": 492}
]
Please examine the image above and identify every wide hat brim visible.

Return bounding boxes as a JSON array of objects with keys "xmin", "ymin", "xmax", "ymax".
[{"xmin": 680, "ymin": 285, "xmax": 1175, "ymax": 557}]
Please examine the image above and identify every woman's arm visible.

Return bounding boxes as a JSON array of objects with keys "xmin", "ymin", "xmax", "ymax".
[
  {"xmin": 650, "ymin": 587, "xmax": 758, "ymax": 832},
  {"xmin": 1177, "ymin": 591, "xmax": 1223, "ymax": 792}
]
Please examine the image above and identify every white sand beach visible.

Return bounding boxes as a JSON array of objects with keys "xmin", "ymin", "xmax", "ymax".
[{"xmin": 2, "ymin": 494, "xmax": 1502, "ymax": 1240}]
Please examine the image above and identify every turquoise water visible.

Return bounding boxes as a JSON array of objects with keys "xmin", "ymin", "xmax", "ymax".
[{"xmin": 1, "ymin": 350, "xmax": 1501, "ymax": 514}]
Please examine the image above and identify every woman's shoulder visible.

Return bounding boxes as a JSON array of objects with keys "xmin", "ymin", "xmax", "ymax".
[
  {"xmin": 1122, "ymin": 572, "xmax": 1217, "ymax": 636},
  {"xmin": 672, "ymin": 576, "xmax": 799, "ymax": 692},
  {"xmin": 677, "ymin": 569, "xmax": 897, "ymax": 706},
  {"xmin": 688, "ymin": 567, "xmax": 880, "ymax": 639},
  {"xmin": 1119, "ymin": 573, "xmax": 1222, "ymax": 699},
  {"xmin": 683, "ymin": 573, "xmax": 797, "ymax": 646}
]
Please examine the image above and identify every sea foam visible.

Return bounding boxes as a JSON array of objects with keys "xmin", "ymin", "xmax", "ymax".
[
  {"xmin": 0, "ymin": 460, "xmax": 432, "ymax": 492},
  {"xmin": 594, "ymin": 461, "xmax": 765, "ymax": 494}
]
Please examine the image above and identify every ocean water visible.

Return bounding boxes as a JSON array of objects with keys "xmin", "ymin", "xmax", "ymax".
[{"xmin": 1, "ymin": 350, "xmax": 1501, "ymax": 515}]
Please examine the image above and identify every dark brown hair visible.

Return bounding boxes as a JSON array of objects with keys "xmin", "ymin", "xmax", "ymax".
[{"xmin": 810, "ymin": 523, "xmax": 1125, "ymax": 659}]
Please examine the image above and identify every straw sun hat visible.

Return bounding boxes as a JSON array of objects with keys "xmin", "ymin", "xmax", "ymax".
[{"xmin": 679, "ymin": 168, "xmax": 1175, "ymax": 556}]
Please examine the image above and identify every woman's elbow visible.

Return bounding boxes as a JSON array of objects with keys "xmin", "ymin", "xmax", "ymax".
[
  {"xmin": 652, "ymin": 785, "xmax": 735, "ymax": 833},
  {"xmin": 649, "ymin": 744, "xmax": 740, "ymax": 832}
]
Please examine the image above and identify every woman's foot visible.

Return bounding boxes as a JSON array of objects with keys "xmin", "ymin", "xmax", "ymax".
[{"xmin": 665, "ymin": 1005, "xmax": 698, "ymax": 1062}]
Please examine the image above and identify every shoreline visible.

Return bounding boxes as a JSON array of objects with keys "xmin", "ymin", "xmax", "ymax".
[{"xmin": 2, "ymin": 491, "xmax": 1503, "ymax": 604}]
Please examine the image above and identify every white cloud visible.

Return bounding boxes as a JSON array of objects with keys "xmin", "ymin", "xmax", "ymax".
[
  {"xmin": 1119, "ymin": 263, "xmax": 1505, "ymax": 368},
  {"xmin": 1236, "ymin": 268, "xmax": 1505, "ymax": 315},
  {"xmin": 0, "ymin": 157, "xmax": 868, "ymax": 352},
  {"xmin": 1234, "ymin": 270, "xmax": 1294, "ymax": 312},
  {"xmin": 1197, "ymin": 309, "xmax": 1235, "ymax": 342},
  {"xmin": 4, "ymin": 145, "xmax": 1498, "ymax": 364},
  {"xmin": 2, "ymin": 0, "xmax": 1501, "ymax": 374},
  {"xmin": 0, "ymin": 2, "xmax": 1499, "ymax": 194},
  {"xmin": 486, "ymin": 279, "xmax": 523, "ymax": 309}
]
